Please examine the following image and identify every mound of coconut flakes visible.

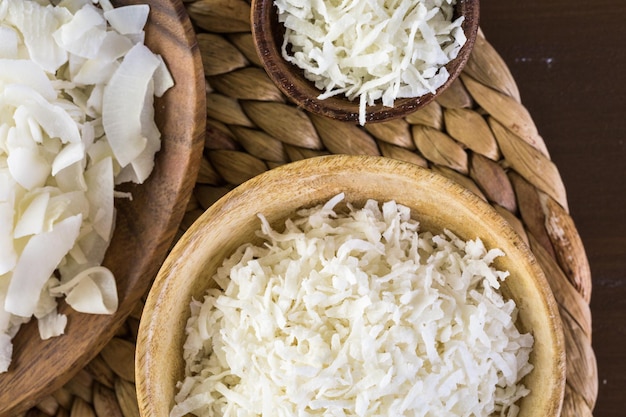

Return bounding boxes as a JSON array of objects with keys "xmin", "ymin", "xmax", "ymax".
[
  {"xmin": 0, "ymin": 0, "xmax": 173, "ymax": 372},
  {"xmin": 173, "ymin": 193, "xmax": 534, "ymax": 417}
]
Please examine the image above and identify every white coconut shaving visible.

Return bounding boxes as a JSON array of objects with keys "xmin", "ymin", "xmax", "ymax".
[
  {"xmin": 275, "ymin": 0, "xmax": 467, "ymax": 125},
  {"xmin": 0, "ymin": 0, "xmax": 173, "ymax": 373},
  {"xmin": 172, "ymin": 194, "xmax": 534, "ymax": 417}
]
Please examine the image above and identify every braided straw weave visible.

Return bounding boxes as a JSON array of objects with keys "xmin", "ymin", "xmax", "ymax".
[{"xmin": 24, "ymin": 0, "xmax": 597, "ymax": 416}]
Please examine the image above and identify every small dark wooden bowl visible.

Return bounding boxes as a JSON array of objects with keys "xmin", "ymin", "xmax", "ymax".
[
  {"xmin": 0, "ymin": 0, "xmax": 205, "ymax": 415},
  {"xmin": 252, "ymin": 0, "xmax": 480, "ymax": 123}
]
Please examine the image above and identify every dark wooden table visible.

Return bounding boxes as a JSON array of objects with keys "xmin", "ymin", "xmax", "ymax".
[{"xmin": 479, "ymin": 2, "xmax": 626, "ymax": 416}]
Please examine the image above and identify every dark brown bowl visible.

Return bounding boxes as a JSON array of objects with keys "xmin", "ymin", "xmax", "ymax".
[{"xmin": 252, "ymin": 0, "xmax": 480, "ymax": 123}]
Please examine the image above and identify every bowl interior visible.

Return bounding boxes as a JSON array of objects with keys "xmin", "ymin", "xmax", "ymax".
[
  {"xmin": 137, "ymin": 155, "xmax": 565, "ymax": 417},
  {"xmin": 251, "ymin": 0, "xmax": 480, "ymax": 123},
  {"xmin": 0, "ymin": 0, "xmax": 206, "ymax": 414}
]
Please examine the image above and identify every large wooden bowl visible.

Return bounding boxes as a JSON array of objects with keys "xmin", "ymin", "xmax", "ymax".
[
  {"xmin": 136, "ymin": 155, "xmax": 566, "ymax": 417},
  {"xmin": 0, "ymin": 0, "xmax": 205, "ymax": 415},
  {"xmin": 251, "ymin": 0, "xmax": 480, "ymax": 123}
]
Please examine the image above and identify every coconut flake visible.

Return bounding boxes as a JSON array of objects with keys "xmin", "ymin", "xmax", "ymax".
[
  {"xmin": 0, "ymin": 333, "xmax": 11, "ymax": 373},
  {"xmin": 0, "ymin": 59, "xmax": 57, "ymax": 100},
  {"xmin": 104, "ymin": 4, "xmax": 149, "ymax": 35},
  {"xmin": 52, "ymin": 3, "xmax": 107, "ymax": 59},
  {"xmin": 5, "ymin": 214, "xmax": 82, "ymax": 318},
  {"xmin": 84, "ymin": 156, "xmax": 114, "ymax": 241},
  {"xmin": 13, "ymin": 190, "xmax": 50, "ymax": 238},
  {"xmin": 0, "ymin": 201, "xmax": 17, "ymax": 276},
  {"xmin": 153, "ymin": 54, "xmax": 175, "ymax": 97},
  {"xmin": 51, "ymin": 266, "xmax": 118, "ymax": 314},
  {"xmin": 5, "ymin": 0, "xmax": 69, "ymax": 73},
  {"xmin": 37, "ymin": 309, "xmax": 67, "ymax": 340},
  {"xmin": 102, "ymin": 42, "xmax": 160, "ymax": 168},
  {"xmin": 2, "ymin": 84, "xmax": 82, "ymax": 144},
  {"xmin": 7, "ymin": 146, "xmax": 51, "ymax": 191},
  {"xmin": 0, "ymin": 26, "xmax": 18, "ymax": 59}
]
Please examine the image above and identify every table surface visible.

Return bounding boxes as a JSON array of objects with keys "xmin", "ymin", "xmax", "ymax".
[{"xmin": 479, "ymin": 1, "xmax": 626, "ymax": 416}]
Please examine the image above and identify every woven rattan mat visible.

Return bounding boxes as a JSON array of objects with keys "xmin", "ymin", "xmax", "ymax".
[{"xmin": 25, "ymin": 1, "xmax": 598, "ymax": 416}]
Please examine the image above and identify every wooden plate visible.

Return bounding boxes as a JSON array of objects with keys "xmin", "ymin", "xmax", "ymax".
[{"xmin": 0, "ymin": 0, "xmax": 205, "ymax": 415}]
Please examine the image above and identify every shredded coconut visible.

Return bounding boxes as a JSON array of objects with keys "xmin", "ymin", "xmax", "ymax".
[
  {"xmin": 275, "ymin": 0, "xmax": 467, "ymax": 125},
  {"xmin": 173, "ymin": 194, "xmax": 534, "ymax": 417}
]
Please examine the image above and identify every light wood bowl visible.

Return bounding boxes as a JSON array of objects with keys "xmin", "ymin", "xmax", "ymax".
[
  {"xmin": 136, "ymin": 155, "xmax": 565, "ymax": 417},
  {"xmin": 0, "ymin": 0, "xmax": 205, "ymax": 415},
  {"xmin": 251, "ymin": 0, "xmax": 480, "ymax": 123}
]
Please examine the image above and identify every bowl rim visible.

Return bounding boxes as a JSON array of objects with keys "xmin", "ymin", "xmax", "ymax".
[{"xmin": 136, "ymin": 154, "xmax": 566, "ymax": 417}]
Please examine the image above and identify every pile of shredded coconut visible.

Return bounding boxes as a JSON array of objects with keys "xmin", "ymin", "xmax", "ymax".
[
  {"xmin": 173, "ymin": 194, "xmax": 534, "ymax": 417},
  {"xmin": 275, "ymin": 0, "xmax": 467, "ymax": 125},
  {"xmin": 0, "ymin": 0, "xmax": 173, "ymax": 372}
]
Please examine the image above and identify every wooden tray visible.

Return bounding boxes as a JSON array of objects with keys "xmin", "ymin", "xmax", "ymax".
[{"xmin": 19, "ymin": 0, "xmax": 598, "ymax": 416}]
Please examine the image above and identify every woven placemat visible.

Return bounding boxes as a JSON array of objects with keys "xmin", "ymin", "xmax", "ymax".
[{"xmin": 24, "ymin": 1, "xmax": 598, "ymax": 416}]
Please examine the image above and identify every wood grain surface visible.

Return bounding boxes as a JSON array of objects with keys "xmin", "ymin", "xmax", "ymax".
[
  {"xmin": 479, "ymin": 2, "xmax": 626, "ymax": 416},
  {"xmin": 0, "ymin": 1, "xmax": 206, "ymax": 415}
]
